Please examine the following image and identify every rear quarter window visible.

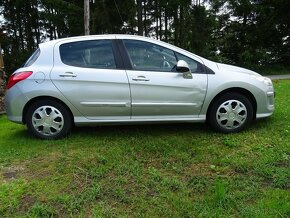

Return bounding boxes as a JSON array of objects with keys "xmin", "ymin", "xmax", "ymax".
[{"xmin": 23, "ymin": 48, "xmax": 40, "ymax": 67}]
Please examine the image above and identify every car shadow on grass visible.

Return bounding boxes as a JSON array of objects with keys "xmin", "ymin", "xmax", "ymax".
[
  {"xmin": 5, "ymin": 123, "xmax": 210, "ymax": 142},
  {"xmin": 9, "ymin": 129, "xmax": 38, "ymax": 141},
  {"xmin": 8, "ymin": 119, "xmax": 273, "ymax": 142},
  {"xmin": 71, "ymin": 122, "xmax": 211, "ymax": 138},
  {"xmin": 249, "ymin": 117, "xmax": 275, "ymax": 131}
]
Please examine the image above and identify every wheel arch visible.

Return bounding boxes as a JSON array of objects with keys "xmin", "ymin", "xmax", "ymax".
[
  {"xmin": 22, "ymin": 96, "xmax": 74, "ymax": 125},
  {"xmin": 206, "ymin": 87, "xmax": 257, "ymax": 121}
]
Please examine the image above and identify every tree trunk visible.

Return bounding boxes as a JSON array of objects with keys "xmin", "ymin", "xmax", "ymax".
[
  {"xmin": 173, "ymin": 8, "xmax": 178, "ymax": 45},
  {"xmin": 137, "ymin": 0, "xmax": 143, "ymax": 36},
  {"xmin": 165, "ymin": 6, "xmax": 168, "ymax": 42},
  {"xmin": 84, "ymin": 0, "xmax": 90, "ymax": 35}
]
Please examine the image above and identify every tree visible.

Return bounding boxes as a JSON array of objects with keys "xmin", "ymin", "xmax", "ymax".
[
  {"xmin": 90, "ymin": 0, "xmax": 136, "ymax": 34},
  {"xmin": 0, "ymin": 0, "xmax": 289, "ymax": 74},
  {"xmin": 209, "ymin": 0, "xmax": 290, "ymax": 69}
]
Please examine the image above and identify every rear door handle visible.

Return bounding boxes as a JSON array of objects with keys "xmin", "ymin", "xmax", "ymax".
[
  {"xmin": 59, "ymin": 72, "xmax": 77, "ymax": 78},
  {"xmin": 132, "ymin": 76, "xmax": 150, "ymax": 81}
]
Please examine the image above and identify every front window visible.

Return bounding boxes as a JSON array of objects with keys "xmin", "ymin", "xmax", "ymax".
[
  {"xmin": 123, "ymin": 40, "xmax": 177, "ymax": 72},
  {"xmin": 59, "ymin": 40, "xmax": 116, "ymax": 69},
  {"xmin": 176, "ymin": 52, "xmax": 205, "ymax": 73}
]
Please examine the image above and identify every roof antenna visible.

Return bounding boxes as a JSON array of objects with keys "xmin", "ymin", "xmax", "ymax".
[{"xmin": 113, "ymin": 0, "xmax": 124, "ymax": 24}]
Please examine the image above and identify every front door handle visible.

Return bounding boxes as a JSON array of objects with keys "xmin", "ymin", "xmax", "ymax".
[
  {"xmin": 132, "ymin": 76, "xmax": 150, "ymax": 81},
  {"xmin": 59, "ymin": 72, "xmax": 77, "ymax": 78}
]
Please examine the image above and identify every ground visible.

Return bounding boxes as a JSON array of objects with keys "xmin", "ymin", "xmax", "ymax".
[{"xmin": 0, "ymin": 80, "xmax": 289, "ymax": 217}]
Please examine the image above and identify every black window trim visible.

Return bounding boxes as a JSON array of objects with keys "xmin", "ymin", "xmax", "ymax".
[
  {"xmin": 111, "ymin": 40, "xmax": 124, "ymax": 69},
  {"xmin": 113, "ymin": 39, "xmax": 132, "ymax": 70}
]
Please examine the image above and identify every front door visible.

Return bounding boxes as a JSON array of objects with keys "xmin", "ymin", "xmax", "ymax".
[{"xmin": 122, "ymin": 39, "xmax": 207, "ymax": 119}]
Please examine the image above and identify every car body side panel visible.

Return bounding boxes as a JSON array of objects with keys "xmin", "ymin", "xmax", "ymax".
[
  {"xmin": 5, "ymin": 85, "xmax": 29, "ymax": 123},
  {"xmin": 5, "ymin": 74, "xmax": 84, "ymax": 123},
  {"xmin": 200, "ymin": 71, "xmax": 274, "ymax": 118}
]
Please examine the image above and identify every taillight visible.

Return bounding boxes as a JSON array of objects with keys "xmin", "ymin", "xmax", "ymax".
[{"xmin": 6, "ymin": 71, "xmax": 33, "ymax": 90}]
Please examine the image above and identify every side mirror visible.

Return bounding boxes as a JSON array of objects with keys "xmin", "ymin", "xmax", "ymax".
[{"xmin": 176, "ymin": 60, "xmax": 192, "ymax": 79}]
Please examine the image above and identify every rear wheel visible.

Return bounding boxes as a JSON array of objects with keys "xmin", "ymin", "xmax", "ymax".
[
  {"xmin": 208, "ymin": 92, "xmax": 253, "ymax": 133},
  {"xmin": 26, "ymin": 100, "xmax": 72, "ymax": 139}
]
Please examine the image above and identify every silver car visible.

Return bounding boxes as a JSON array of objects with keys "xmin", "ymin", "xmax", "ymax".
[{"xmin": 5, "ymin": 35, "xmax": 275, "ymax": 139}]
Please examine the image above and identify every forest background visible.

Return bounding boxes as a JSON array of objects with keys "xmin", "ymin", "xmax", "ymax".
[{"xmin": 0, "ymin": 0, "xmax": 290, "ymax": 75}]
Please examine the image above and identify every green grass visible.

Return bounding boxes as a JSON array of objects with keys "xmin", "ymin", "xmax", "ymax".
[{"xmin": 0, "ymin": 80, "xmax": 290, "ymax": 217}]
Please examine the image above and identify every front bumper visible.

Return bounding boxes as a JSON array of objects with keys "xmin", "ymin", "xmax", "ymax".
[{"xmin": 256, "ymin": 88, "xmax": 275, "ymax": 119}]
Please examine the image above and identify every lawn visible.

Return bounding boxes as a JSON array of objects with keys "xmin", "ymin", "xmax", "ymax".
[{"xmin": 0, "ymin": 80, "xmax": 289, "ymax": 217}]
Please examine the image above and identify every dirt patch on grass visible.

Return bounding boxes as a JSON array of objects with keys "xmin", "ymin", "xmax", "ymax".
[
  {"xmin": 1, "ymin": 166, "xmax": 25, "ymax": 182},
  {"xmin": 0, "ymin": 152, "xmax": 63, "ymax": 183},
  {"xmin": 186, "ymin": 163, "xmax": 236, "ymax": 176},
  {"xmin": 3, "ymin": 171, "xmax": 17, "ymax": 180},
  {"xmin": 18, "ymin": 194, "xmax": 37, "ymax": 212}
]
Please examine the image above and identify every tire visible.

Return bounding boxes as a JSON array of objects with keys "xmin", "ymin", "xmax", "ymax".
[
  {"xmin": 208, "ymin": 92, "xmax": 253, "ymax": 133},
  {"xmin": 26, "ymin": 100, "xmax": 72, "ymax": 139}
]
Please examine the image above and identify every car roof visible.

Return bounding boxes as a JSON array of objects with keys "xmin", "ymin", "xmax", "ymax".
[
  {"xmin": 39, "ymin": 34, "xmax": 154, "ymax": 46},
  {"xmin": 38, "ymin": 34, "xmax": 207, "ymax": 63}
]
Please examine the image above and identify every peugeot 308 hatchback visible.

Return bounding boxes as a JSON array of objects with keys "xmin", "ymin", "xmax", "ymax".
[{"xmin": 5, "ymin": 35, "xmax": 275, "ymax": 139}]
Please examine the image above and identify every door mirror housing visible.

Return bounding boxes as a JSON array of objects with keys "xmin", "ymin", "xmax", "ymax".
[{"xmin": 176, "ymin": 60, "xmax": 192, "ymax": 79}]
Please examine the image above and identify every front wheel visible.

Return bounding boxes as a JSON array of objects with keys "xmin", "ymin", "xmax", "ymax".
[
  {"xmin": 26, "ymin": 100, "xmax": 72, "ymax": 139},
  {"xmin": 208, "ymin": 93, "xmax": 254, "ymax": 133}
]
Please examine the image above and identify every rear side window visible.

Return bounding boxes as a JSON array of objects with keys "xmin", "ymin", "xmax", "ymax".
[
  {"xmin": 23, "ymin": 48, "xmax": 40, "ymax": 67},
  {"xmin": 59, "ymin": 40, "xmax": 116, "ymax": 69}
]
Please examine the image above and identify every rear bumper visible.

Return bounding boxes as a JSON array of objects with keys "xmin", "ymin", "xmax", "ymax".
[{"xmin": 4, "ymin": 86, "xmax": 28, "ymax": 124}]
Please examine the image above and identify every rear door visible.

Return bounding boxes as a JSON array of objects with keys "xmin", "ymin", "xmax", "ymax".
[{"xmin": 50, "ymin": 38, "xmax": 131, "ymax": 120}]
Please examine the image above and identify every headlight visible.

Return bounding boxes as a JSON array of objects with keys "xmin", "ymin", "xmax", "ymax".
[
  {"xmin": 252, "ymin": 75, "xmax": 273, "ymax": 86},
  {"xmin": 263, "ymin": 77, "xmax": 273, "ymax": 86}
]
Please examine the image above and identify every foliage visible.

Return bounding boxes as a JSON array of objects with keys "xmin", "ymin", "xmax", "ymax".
[
  {"xmin": 0, "ymin": 0, "xmax": 290, "ymax": 74},
  {"xmin": 0, "ymin": 79, "xmax": 289, "ymax": 216},
  {"xmin": 210, "ymin": 0, "xmax": 290, "ymax": 69},
  {"xmin": 0, "ymin": 70, "xmax": 5, "ymax": 112}
]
